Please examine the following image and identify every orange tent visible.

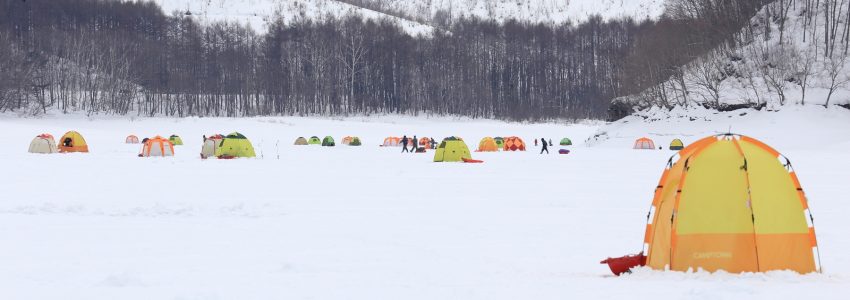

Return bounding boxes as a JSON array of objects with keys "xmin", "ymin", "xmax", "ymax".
[
  {"xmin": 634, "ymin": 137, "xmax": 656, "ymax": 149},
  {"xmin": 139, "ymin": 136, "xmax": 175, "ymax": 157},
  {"xmin": 126, "ymin": 135, "xmax": 140, "ymax": 144},
  {"xmin": 503, "ymin": 136, "xmax": 526, "ymax": 151},
  {"xmin": 641, "ymin": 134, "xmax": 820, "ymax": 273},
  {"xmin": 477, "ymin": 137, "xmax": 499, "ymax": 152},
  {"xmin": 382, "ymin": 137, "xmax": 402, "ymax": 147},
  {"xmin": 342, "ymin": 136, "xmax": 354, "ymax": 145},
  {"xmin": 419, "ymin": 137, "xmax": 432, "ymax": 149}
]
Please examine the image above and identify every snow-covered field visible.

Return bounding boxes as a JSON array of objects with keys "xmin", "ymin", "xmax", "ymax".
[{"xmin": 2, "ymin": 107, "xmax": 850, "ymax": 299}]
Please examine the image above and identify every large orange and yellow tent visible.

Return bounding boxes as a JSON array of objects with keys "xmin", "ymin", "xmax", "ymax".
[
  {"xmin": 641, "ymin": 134, "xmax": 820, "ymax": 274},
  {"xmin": 58, "ymin": 131, "xmax": 89, "ymax": 153},
  {"xmin": 503, "ymin": 136, "xmax": 526, "ymax": 151}
]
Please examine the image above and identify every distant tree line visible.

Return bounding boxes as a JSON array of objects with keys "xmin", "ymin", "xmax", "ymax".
[{"xmin": 0, "ymin": 0, "xmax": 770, "ymax": 120}]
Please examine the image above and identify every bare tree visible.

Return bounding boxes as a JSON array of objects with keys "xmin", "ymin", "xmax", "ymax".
[{"xmin": 823, "ymin": 51, "xmax": 850, "ymax": 106}]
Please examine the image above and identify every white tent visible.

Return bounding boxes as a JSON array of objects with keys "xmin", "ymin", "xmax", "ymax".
[{"xmin": 28, "ymin": 134, "xmax": 58, "ymax": 154}]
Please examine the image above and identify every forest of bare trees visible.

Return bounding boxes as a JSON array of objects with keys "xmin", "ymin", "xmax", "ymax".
[{"xmin": 0, "ymin": 0, "xmax": 776, "ymax": 120}]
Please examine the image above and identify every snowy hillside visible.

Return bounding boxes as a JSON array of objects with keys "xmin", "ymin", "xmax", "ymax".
[
  {"xmin": 151, "ymin": 0, "xmax": 435, "ymax": 35},
  {"xmin": 150, "ymin": 0, "xmax": 665, "ymax": 34},
  {"xmin": 616, "ymin": 1, "xmax": 850, "ymax": 111},
  {"xmin": 345, "ymin": 0, "xmax": 665, "ymax": 25},
  {"xmin": 2, "ymin": 109, "xmax": 850, "ymax": 299}
]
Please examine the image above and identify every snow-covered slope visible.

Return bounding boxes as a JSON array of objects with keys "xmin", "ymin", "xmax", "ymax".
[
  {"xmin": 151, "ymin": 0, "xmax": 436, "ymax": 35},
  {"xmin": 150, "ymin": 0, "xmax": 665, "ymax": 35},
  {"xmin": 350, "ymin": 0, "xmax": 665, "ymax": 25},
  {"xmin": 616, "ymin": 1, "xmax": 850, "ymax": 111}
]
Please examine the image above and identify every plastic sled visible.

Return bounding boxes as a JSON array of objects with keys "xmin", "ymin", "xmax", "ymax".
[
  {"xmin": 462, "ymin": 158, "xmax": 484, "ymax": 163},
  {"xmin": 600, "ymin": 252, "xmax": 646, "ymax": 276}
]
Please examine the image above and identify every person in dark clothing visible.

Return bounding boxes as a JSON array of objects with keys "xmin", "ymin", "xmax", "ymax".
[
  {"xmin": 430, "ymin": 138, "xmax": 437, "ymax": 149},
  {"xmin": 411, "ymin": 135, "xmax": 418, "ymax": 153},
  {"xmin": 540, "ymin": 138, "xmax": 549, "ymax": 154},
  {"xmin": 534, "ymin": 139, "xmax": 538, "ymax": 146},
  {"xmin": 401, "ymin": 135, "xmax": 410, "ymax": 153},
  {"xmin": 63, "ymin": 137, "xmax": 72, "ymax": 147}
]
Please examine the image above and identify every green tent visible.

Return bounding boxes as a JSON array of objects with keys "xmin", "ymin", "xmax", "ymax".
[
  {"xmin": 349, "ymin": 137, "xmax": 362, "ymax": 146},
  {"xmin": 322, "ymin": 136, "xmax": 335, "ymax": 147},
  {"xmin": 434, "ymin": 137, "xmax": 472, "ymax": 162},
  {"xmin": 494, "ymin": 137, "xmax": 505, "ymax": 150},
  {"xmin": 169, "ymin": 135, "xmax": 184, "ymax": 145},
  {"xmin": 215, "ymin": 132, "xmax": 256, "ymax": 158},
  {"xmin": 294, "ymin": 137, "xmax": 308, "ymax": 145},
  {"xmin": 308, "ymin": 136, "xmax": 321, "ymax": 145},
  {"xmin": 560, "ymin": 138, "xmax": 573, "ymax": 146}
]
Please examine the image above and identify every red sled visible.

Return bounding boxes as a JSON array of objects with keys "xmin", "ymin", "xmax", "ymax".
[
  {"xmin": 462, "ymin": 158, "xmax": 484, "ymax": 163},
  {"xmin": 600, "ymin": 252, "xmax": 646, "ymax": 276}
]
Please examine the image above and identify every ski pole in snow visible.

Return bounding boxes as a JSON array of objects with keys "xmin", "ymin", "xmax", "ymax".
[{"xmin": 276, "ymin": 140, "xmax": 280, "ymax": 159}]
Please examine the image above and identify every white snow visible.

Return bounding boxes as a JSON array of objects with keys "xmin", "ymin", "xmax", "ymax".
[
  {"xmin": 148, "ymin": 0, "xmax": 665, "ymax": 35},
  {"xmin": 2, "ymin": 108, "xmax": 850, "ymax": 299},
  {"xmin": 150, "ymin": 0, "xmax": 436, "ymax": 36}
]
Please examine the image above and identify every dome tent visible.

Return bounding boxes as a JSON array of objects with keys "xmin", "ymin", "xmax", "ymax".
[
  {"xmin": 477, "ymin": 137, "xmax": 499, "ymax": 152},
  {"xmin": 418, "ymin": 137, "xmax": 432, "ymax": 149},
  {"xmin": 349, "ymin": 137, "xmax": 362, "ymax": 146},
  {"xmin": 636, "ymin": 134, "xmax": 821, "ymax": 274},
  {"xmin": 169, "ymin": 135, "xmax": 184, "ymax": 146},
  {"xmin": 139, "ymin": 136, "xmax": 175, "ymax": 157},
  {"xmin": 560, "ymin": 138, "xmax": 572, "ymax": 146},
  {"xmin": 381, "ymin": 137, "xmax": 402, "ymax": 147},
  {"xmin": 669, "ymin": 139, "xmax": 685, "ymax": 150},
  {"xmin": 322, "ymin": 136, "xmax": 335, "ymax": 147},
  {"xmin": 58, "ymin": 131, "xmax": 89, "ymax": 153},
  {"xmin": 634, "ymin": 137, "xmax": 655, "ymax": 150},
  {"xmin": 201, "ymin": 134, "xmax": 225, "ymax": 159},
  {"xmin": 308, "ymin": 136, "xmax": 322, "ymax": 145},
  {"xmin": 215, "ymin": 132, "xmax": 256, "ymax": 158},
  {"xmin": 294, "ymin": 137, "xmax": 308, "ymax": 145},
  {"xmin": 433, "ymin": 137, "xmax": 472, "ymax": 162},
  {"xmin": 28, "ymin": 134, "xmax": 58, "ymax": 154},
  {"xmin": 493, "ymin": 137, "xmax": 505, "ymax": 150},
  {"xmin": 126, "ymin": 135, "xmax": 140, "ymax": 144},
  {"xmin": 503, "ymin": 136, "xmax": 526, "ymax": 151}
]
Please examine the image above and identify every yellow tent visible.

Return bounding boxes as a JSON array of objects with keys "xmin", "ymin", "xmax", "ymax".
[
  {"xmin": 643, "ymin": 134, "xmax": 820, "ymax": 273},
  {"xmin": 215, "ymin": 132, "xmax": 256, "ymax": 158},
  {"xmin": 477, "ymin": 137, "xmax": 499, "ymax": 152},
  {"xmin": 669, "ymin": 139, "xmax": 685, "ymax": 150},
  {"xmin": 58, "ymin": 131, "xmax": 89, "ymax": 153},
  {"xmin": 434, "ymin": 137, "xmax": 471, "ymax": 162}
]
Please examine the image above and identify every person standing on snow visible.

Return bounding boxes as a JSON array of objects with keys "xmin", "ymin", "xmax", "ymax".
[
  {"xmin": 549, "ymin": 139, "xmax": 553, "ymax": 146},
  {"xmin": 411, "ymin": 135, "xmax": 418, "ymax": 153},
  {"xmin": 401, "ymin": 135, "xmax": 410, "ymax": 153},
  {"xmin": 430, "ymin": 138, "xmax": 437, "ymax": 149},
  {"xmin": 534, "ymin": 139, "xmax": 538, "ymax": 147},
  {"xmin": 540, "ymin": 137, "xmax": 549, "ymax": 154}
]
